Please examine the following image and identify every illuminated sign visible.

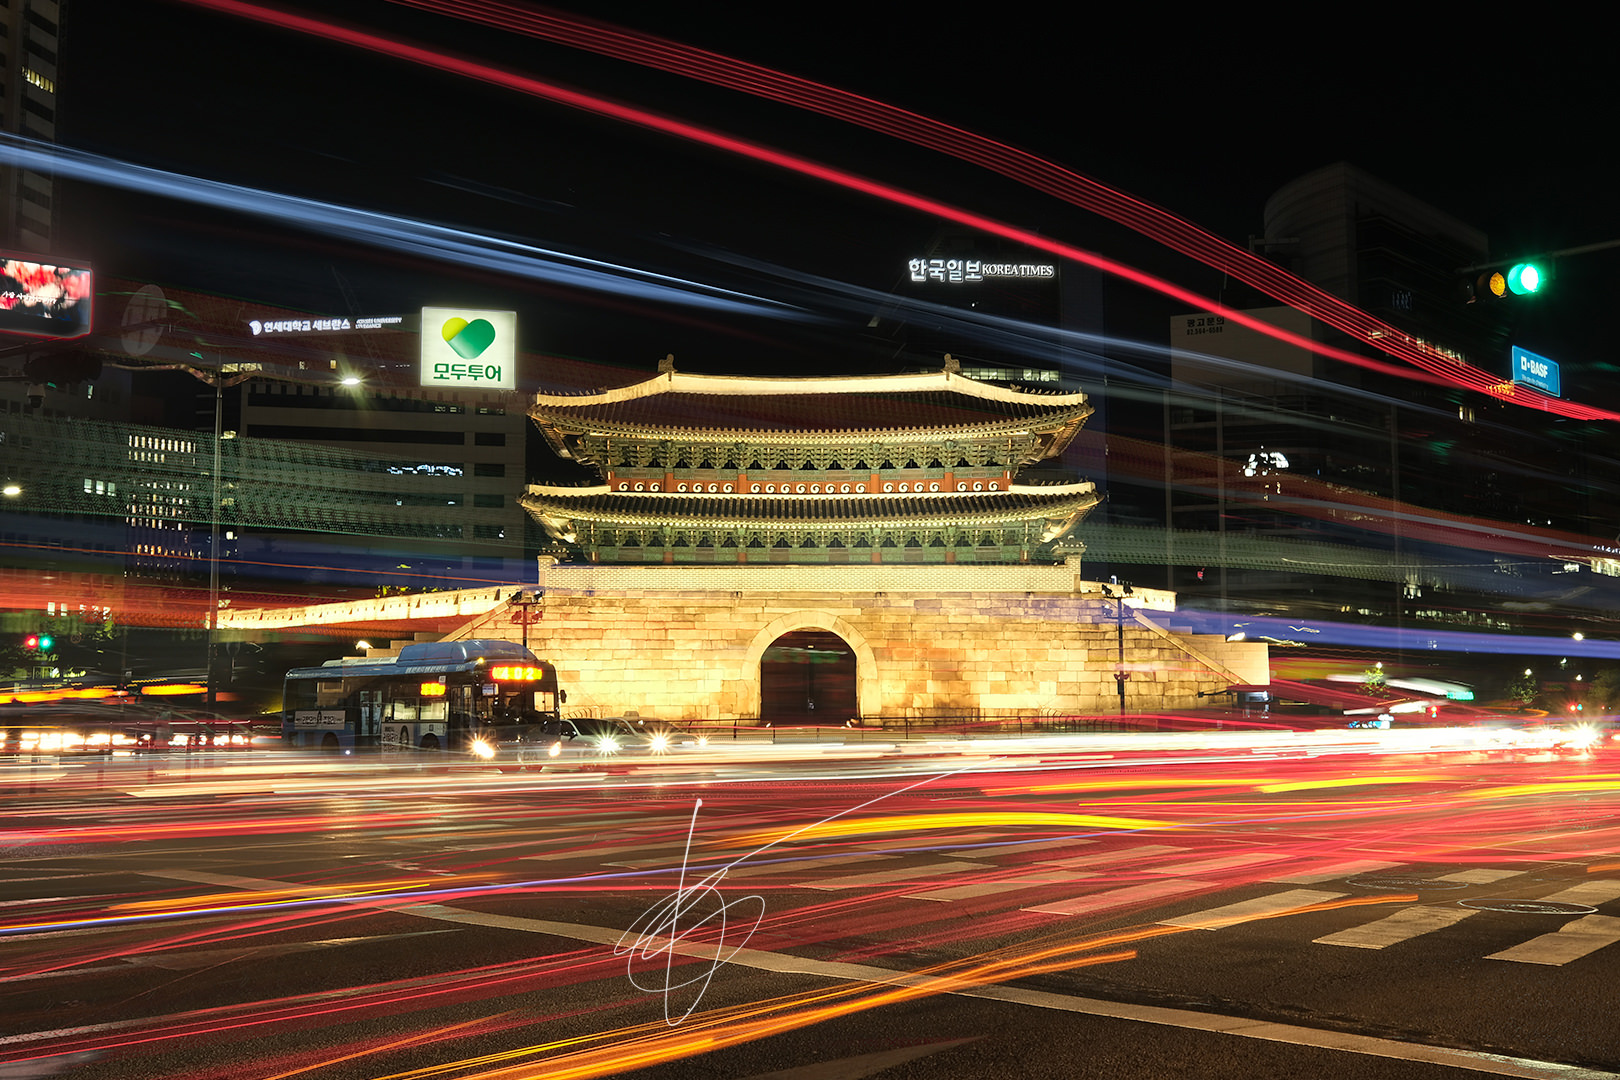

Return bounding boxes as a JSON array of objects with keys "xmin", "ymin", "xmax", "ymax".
[
  {"xmin": 490, "ymin": 665, "xmax": 545, "ymax": 681},
  {"xmin": 907, "ymin": 258, "xmax": 1056, "ymax": 284},
  {"xmin": 421, "ymin": 307, "xmax": 516, "ymax": 389},
  {"xmin": 248, "ymin": 315, "xmax": 404, "ymax": 335},
  {"xmin": 1511, "ymin": 345, "xmax": 1560, "ymax": 397},
  {"xmin": 0, "ymin": 257, "xmax": 92, "ymax": 339}
]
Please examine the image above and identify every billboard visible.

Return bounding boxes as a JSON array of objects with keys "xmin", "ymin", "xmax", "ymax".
[
  {"xmin": 0, "ymin": 257, "xmax": 92, "ymax": 339},
  {"xmin": 1511, "ymin": 345, "xmax": 1560, "ymax": 398},
  {"xmin": 420, "ymin": 307, "xmax": 516, "ymax": 390}
]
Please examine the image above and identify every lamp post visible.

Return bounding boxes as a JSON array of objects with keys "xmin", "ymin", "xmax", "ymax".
[
  {"xmin": 509, "ymin": 587, "xmax": 544, "ymax": 652},
  {"xmin": 1101, "ymin": 580, "xmax": 1133, "ymax": 715}
]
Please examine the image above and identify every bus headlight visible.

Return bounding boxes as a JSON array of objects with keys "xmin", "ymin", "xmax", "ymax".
[
  {"xmin": 650, "ymin": 734, "xmax": 669, "ymax": 753},
  {"xmin": 599, "ymin": 736, "xmax": 620, "ymax": 754},
  {"xmin": 470, "ymin": 738, "xmax": 496, "ymax": 760}
]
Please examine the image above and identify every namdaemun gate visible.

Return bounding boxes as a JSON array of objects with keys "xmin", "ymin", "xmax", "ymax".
[{"xmin": 509, "ymin": 357, "xmax": 1264, "ymax": 723}]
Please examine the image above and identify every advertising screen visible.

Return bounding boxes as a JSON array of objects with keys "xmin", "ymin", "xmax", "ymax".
[
  {"xmin": 420, "ymin": 307, "xmax": 516, "ymax": 390},
  {"xmin": 0, "ymin": 257, "xmax": 92, "ymax": 339}
]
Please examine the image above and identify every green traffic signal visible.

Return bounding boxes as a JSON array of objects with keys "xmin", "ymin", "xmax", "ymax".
[
  {"xmin": 37, "ymin": 634, "xmax": 53, "ymax": 651},
  {"xmin": 1505, "ymin": 262, "xmax": 1543, "ymax": 295}
]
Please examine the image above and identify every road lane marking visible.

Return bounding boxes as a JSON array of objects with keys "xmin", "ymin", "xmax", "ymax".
[
  {"xmin": 1158, "ymin": 889, "xmax": 1347, "ymax": 930},
  {"xmin": 1314, "ymin": 906, "xmax": 1478, "ymax": 949},
  {"xmin": 1487, "ymin": 914, "xmax": 1620, "ymax": 966}
]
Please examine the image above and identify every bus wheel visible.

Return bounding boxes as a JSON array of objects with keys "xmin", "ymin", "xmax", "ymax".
[
  {"xmin": 321, "ymin": 733, "xmax": 340, "ymax": 753},
  {"xmin": 421, "ymin": 734, "xmax": 441, "ymax": 753}
]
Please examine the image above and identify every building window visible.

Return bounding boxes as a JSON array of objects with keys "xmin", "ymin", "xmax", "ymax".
[
  {"xmin": 474, "ymin": 432, "xmax": 506, "ymax": 446},
  {"xmin": 473, "ymin": 462, "xmax": 505, "ymax": 477},
  {"xmin": 473, "ymin": 493, "xmax": 504, "ymax": 508}
]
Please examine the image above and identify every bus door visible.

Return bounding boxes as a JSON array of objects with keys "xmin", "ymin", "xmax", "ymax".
[
  {"xmin": 358, "ymin": 688, "xmax": 382, "ymax": 744},
  {"xmin": 449, "ymin": 684, "xmax": 476, "ymax": 750}
]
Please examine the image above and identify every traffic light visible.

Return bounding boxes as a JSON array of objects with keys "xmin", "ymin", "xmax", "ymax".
[
  {"xmin": 37, "ymin": 634, "xmax": 52, "ymax": 651},
  {"xmin": 23, "ymin": 634, "xmax": 53, "ymax": 651},
  {"xmin": 1470, "ymin": 261, "xmax": 1546, "ymax": 302},
  {"xmin": 23, "ymin": 635, "xmax": 38, "ymax": 650}
]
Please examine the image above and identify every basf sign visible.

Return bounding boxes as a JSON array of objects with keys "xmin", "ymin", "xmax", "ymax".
[
  {"xmin": 1511, "ymin": 345, "xmax": 1561, "ymax": 398},
  {"xmin": 0, "ymin": 256, "xmax": 92, "ymax": 339},
  {"xmin": 420, "ymin": 307, "xmax": 516, "ymax": 390}
]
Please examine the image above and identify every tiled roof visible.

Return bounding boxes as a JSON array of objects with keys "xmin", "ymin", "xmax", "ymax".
[
  {"xmin": 520, "ymin": 487, "xmax": 1098, "ymax": 526},
  {"xmin": 532, "ymin": 389, "xmax": 1085, "ymax": 435}
]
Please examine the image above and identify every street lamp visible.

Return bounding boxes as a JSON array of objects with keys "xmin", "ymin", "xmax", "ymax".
[
  {"xmin": 1101, "ymin": 579, "xmax": 1133, "ymax": 715},
  {"xmin": 508, "ymin": 588, "xmax": 544, "ymax": 652}
]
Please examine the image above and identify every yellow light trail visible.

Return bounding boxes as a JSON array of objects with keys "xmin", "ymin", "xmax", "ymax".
[
  {"xmin": 1461, "ymin": 779, "xmax": 1620, "ymax": 800},
  {"xmin": 726, "ymin": 810, "xmax": 1176, "ymax": 848}
]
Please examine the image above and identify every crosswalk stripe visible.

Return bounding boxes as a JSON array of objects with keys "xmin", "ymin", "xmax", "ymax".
[
  {"xmin": 1149, "ymin": 852, "xmax": 1283, "ymax": 876},
  {"xmin": 1487, "ymin": 914, "xmax": 1620, "ymax": 966},
  {"xmin": 1022, "ymin": 879, "xmax": 1213, "ymax": 917},
  {"xmin": 722, "ymin": 854, "xmax": 899, "ymax": 879},
  {"xmin": 1539, "ymin": 880, "xmax": 1620, "ymax": 906},
  {"xmin": 1034, "ymin": 845, "xmax": 1186, "ymax": 869},
  {"xmin": 1314, "ymin": 906, "xmax": 1478, "ymax": 949},
  {"xmin": 806, "ymin": 860, "xmax": 989, "ymax": 891},
  {"xmin": 1267, "ymin": 860, "xmax": 1398, "ymax": 884},
  {"xmin": 961, "ymin": 837, "xmax": 1096, "ymax": 857},
  {"xmin": 907, "ymin": 874, "xmax": 1081, "ymax": 903},
  {"xmin": 1158, "ymin": 889, "xmax": 1346, "ymax": 930},
  {"xmin": 1438, "ymin": 868, "xmax": 1523, "ymax": 884}
]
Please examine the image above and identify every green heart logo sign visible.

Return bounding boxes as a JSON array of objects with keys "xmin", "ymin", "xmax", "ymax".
[{"xmin": 442, "ymin": 316, "xmax": 498, "ymax": 359}]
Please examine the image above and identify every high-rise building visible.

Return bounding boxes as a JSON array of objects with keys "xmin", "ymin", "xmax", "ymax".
[{"xmin": 0, "ymin": 0, "xmax": 64, "ymax": 253}]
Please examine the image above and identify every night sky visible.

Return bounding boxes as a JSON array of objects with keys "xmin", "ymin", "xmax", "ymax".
[{"xmin": 55, "ymin": 3, "xmax": 1619, "ymax": 389}]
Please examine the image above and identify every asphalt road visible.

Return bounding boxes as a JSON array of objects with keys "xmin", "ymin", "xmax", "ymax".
[{"xmin": 3, "ymin": 735, "xmax": 1620, "ymax": 1079}]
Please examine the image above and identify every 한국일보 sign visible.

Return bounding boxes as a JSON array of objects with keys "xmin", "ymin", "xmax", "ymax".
[
  {"xmin": 0, "ymin": 257, "xmax": 92, "ymax": 339},
  {"xmin": 420, "ymin": 307, "xmax": 516, "ymax": 390}
]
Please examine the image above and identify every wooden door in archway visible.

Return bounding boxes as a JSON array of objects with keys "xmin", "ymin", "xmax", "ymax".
[{"xmin": 759, "ymin": 630, "xmax": 857, "ymax": 725}]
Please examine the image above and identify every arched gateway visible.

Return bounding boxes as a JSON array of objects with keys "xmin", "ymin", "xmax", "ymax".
[
  {"xmin": 760, "ymin": 630, "xmax": 856, "ymax": 725},
  {"xmin": 742, "ymin": 611, "xmax": 879, "ymax": 722}
]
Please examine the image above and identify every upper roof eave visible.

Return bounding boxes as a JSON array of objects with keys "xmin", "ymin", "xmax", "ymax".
[{"xmin": 532, "ymin": 369, "xmax": 1089, "ymax": 409}]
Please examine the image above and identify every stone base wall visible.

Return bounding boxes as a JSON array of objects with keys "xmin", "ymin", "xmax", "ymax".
[{"xmin": 487, "ymin": 585, "xmax": 1266, "ymax": 722}]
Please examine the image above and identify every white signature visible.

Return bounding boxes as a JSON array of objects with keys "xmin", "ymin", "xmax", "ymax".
[{"xmin": 614, "ymin": 764, "xmax": 985, "ymax": 1026}]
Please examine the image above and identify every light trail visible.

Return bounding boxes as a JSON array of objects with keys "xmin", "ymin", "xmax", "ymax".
[
  {"xmin": 392, "ymin": 0, "xmax": 1616, "ymax": 421},
  {"xmin": 173, "ymin": 0, "xmax": 1564, "ymax": 413},
  {"xmin": 0, "ymin": 133, "xmax": 804, "ymax": 323}
]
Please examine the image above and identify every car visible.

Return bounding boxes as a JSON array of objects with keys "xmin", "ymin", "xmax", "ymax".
[{"xmin": 489, "ymin": 716, "xmax": 705, "ymax": 769}]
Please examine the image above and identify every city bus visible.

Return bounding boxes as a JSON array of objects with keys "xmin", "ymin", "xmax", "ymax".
[{"xmin": 282, "ymin": 639, "xmax": 564, "ymax": 753}]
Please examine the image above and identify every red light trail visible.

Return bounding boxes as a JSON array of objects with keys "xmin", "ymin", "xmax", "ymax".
[
  {"xmin": 171, "ymin": 0, "xmax": 1618, "ymax": 422},
  {"xmin": 389, "ymin": 0, "xmax": 1613, "ymax": 422}
]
